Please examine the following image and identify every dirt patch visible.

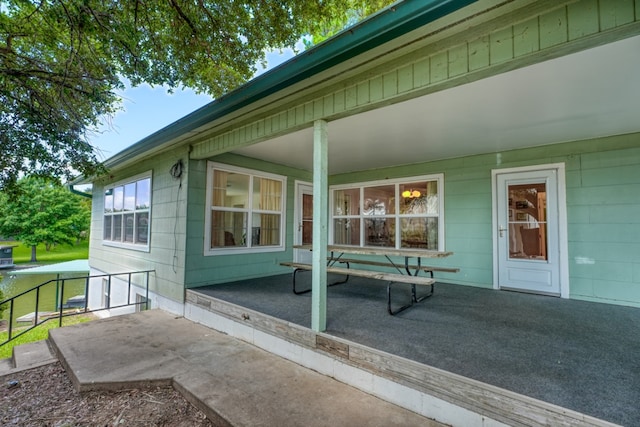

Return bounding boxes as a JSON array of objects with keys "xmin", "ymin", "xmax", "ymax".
[{"xmin": 1, "ymin": 362, "xmax": 218, "ymax": 426}]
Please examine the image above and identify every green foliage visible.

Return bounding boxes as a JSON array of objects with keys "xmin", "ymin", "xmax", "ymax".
[
  {"xmin": 0, "ymin": 1, "xmax": 392, "ymax": 191},
  {"xmin": 303, "ymin": 0, "xmax": 396, "ymax": 47},
  {"xmin": 0, "ymin": 178, "xmax": 91, "ymax": 262},
  {"xmin": 3, "ymin": 240, "xmax": 89, "ymax": 264}
]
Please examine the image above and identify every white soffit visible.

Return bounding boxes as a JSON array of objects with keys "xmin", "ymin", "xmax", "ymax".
[{"xmin": 233, "ymin": 34, "xmax": 640, "ymax": 174}]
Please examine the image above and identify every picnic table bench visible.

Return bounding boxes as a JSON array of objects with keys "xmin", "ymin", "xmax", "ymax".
[{"xmin": 281, "ymin": 245, "xmax": 457, "ymax": 315}]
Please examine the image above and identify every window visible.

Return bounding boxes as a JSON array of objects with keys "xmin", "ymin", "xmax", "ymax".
[
  {"xmin": 103, "ymin": 172, "xmax": 151, "ymax": 250},
  {"xmin": 205, "ymin": 163, "xmax": 286, "ymax": 255},
  {"xmin": 331, "ymin": 175, "xmax": 444, "ymax": 250}
]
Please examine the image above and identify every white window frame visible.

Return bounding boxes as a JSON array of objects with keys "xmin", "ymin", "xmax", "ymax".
[
  {"xmin": 329, "ymin": 174, "xmax": 445, "ymax": 251},
  {"xmin": 204, "ymin": 162, "xmax": 287, "ymax": 256},
  {"xmin": 102, "ymin": 171, "xmax": 152, "ymax": 252}
]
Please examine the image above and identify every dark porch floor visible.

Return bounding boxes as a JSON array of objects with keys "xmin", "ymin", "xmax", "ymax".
[{"xmin": 193, "ymin": 274, "xmax": 640, "ymax": 426}]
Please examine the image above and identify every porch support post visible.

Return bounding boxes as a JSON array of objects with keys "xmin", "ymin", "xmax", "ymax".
[{"xmin": 311, "ymin": 119, "xmax": 328, "ymax": 332}]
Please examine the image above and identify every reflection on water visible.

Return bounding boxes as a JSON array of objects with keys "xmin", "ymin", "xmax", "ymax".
[{"xmin": 0, "ymin": 269, "xmax": 86, "ymax": 323}]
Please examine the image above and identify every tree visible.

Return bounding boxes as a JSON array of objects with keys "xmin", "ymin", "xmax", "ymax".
[
  {"xmin": 303, "ymin": 0, "xmax": 396, "ymax": 47},
  {"xmin": 0, "ymin": 178, "xmax": 91, "ymax": 262},
  {"xmin": 0, "ymin": 1, "xmax": 394, "ymax": 192}
]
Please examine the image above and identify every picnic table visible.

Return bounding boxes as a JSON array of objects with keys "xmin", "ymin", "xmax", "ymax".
[{"xmin": 281, "ymin": 245, "xmax": 457, "ymax": 315}]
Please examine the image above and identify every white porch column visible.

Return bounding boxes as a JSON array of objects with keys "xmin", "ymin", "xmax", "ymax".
[{"xmin": 311, "ymin": 119, "xmax": 328, "ymax": 332}]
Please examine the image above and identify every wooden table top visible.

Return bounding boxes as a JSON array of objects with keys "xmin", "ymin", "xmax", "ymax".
[{"xmin": 293, "ymin": 244, "xmax": 453, "ymax": 258}]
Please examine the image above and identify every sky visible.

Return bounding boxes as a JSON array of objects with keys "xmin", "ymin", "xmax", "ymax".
[{"xmin": 90, "ymin": 47, "xmax": 300, "ymax": 161}]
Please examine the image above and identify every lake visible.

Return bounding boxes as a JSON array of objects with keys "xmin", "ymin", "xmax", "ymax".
[{"xmin": 0, "ymin": 268, "xmax": 87, "ymax": 323}]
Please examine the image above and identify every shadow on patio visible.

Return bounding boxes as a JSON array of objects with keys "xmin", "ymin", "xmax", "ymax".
[{"xmin": 192, "ymin": 273, "xmax": 640, "ymax": 427}]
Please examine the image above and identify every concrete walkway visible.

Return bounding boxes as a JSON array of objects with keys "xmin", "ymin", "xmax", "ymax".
[{"xmin": 46, "ymin": 310, "xmax": 442, "ymax": 427}]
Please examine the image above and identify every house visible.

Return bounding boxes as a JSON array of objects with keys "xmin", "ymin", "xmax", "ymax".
[
  {"xmin": 77, "ymin": 0, "xmax": 640, "ymax": 424},
  {"xmin": 0, "ymin": 244, "xmax": 17, "ymax": 269}
]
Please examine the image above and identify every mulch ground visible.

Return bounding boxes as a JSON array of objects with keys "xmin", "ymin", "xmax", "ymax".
[{"xmin": 1, "ymin": 362, "xmax": 218, "ymax": 426}]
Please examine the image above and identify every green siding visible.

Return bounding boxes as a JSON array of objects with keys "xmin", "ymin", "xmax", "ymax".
[
  {"xmin": 89, "ymin": 147, "xmax": 190, "ymax": 303},
  {"xmin": 177, "ymin": 133, "xmax": 640, "ymax": 307},
  {"xmin": 539, "ymin": 7, "xmax": 568, "ymax": 49},
  {"xmin": 490, "ymin": 27, "xmax": 514, "ymax": 64},
  {"xmin": 184, "ymin": 153, "xmax": 311, "ymax": 288},
  {"xmin": 325, "ymin": 133, "xmax": 640, "ymax": 306},
  {"xmin": 599, "ymin": 0, "xmax": 635, "ymax": 30},
  {"xmin": 513, "ymin": 18, "xmax": 540, "ymax": 57},
  {"xmin": 568, "ymin": 0, "xmax": 600, "ymax": 40},
  {"xmin": 469, "ymin": 36, "xmax": 490, "ymax": 71}
]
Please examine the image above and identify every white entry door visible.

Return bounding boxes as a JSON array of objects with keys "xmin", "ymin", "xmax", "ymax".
[
  {"xmin": 494, "ymin": 167, "xmax": 563, "ymax": 295},
  {"xmin": 294, "ymin": 182, "xmax": 313, "ymax": 263}
]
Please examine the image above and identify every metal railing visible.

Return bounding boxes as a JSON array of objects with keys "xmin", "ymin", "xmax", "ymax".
[{"xmin": 0, "ymin": 270, "xmax": 154, "ymax": 347}]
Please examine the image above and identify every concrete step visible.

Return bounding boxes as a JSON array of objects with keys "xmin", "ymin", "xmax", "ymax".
[
  {"xmin": 0, "ymin": 357, "xmax": 14, "ymax": 376},
  {"xmin": 0, "ymin": 340, "xmax": 57, "ymax": 377}
]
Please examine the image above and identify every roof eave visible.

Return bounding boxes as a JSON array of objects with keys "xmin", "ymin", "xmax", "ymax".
[{"xmin": 97, "ymin": 0, "xmax": 477, "ymax": 173}]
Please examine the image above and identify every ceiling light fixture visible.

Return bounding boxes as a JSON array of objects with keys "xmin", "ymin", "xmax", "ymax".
[{"xmin": 402, "ymin": 189, "xmax": 421, "ymax": 198}]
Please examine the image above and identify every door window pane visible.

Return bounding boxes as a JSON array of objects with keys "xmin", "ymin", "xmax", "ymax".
[
  {"xmin": 508, "ymin": 183, "xmax": 547, "ymax": 260},
  {"xmin": 302, "ymin": 194, "xmax": 313, "ymax": 245}
]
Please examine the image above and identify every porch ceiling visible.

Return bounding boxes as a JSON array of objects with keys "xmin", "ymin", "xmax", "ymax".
[{"xmin": 232, "ymin": 34, "xmax": 640, "ymax": 175}]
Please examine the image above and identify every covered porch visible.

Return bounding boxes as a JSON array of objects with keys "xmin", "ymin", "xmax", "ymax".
[
  {"xmin": 195, "ymin": 31, "xmax": 640, "ymax": 331},
  {"xmin": 188, "ymin": 274, "xmax": 640, "ymax": 426}
]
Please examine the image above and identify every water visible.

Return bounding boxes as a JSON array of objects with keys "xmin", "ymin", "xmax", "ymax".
[{"xmin": 0, "ymin": 269, "xmax": 87, "ymax": 323}]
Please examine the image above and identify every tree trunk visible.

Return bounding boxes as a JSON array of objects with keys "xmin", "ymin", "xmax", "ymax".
[{"xmin": 30, "ymin": 245, "xmax": 37, "ymax": 262}]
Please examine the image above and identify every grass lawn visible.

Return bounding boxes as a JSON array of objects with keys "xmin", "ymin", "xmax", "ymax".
[
  {"xmin": 0, "ymin": 240, "xmax": 89, "ymax": 264},
  {"xmin": 0, "ymin": 314, "xmax": 96, "ymax": 359}
]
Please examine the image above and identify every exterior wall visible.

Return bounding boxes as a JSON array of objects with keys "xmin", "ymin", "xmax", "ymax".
[
  {"xmin": 86, "ymin": 267, "xmax": 184, "ymax": 318},
  {"xmin": 184, "ymin": 152, "xmax": 311, "ymax": 288},
  {"xmin": 329, "ymin": 132, "xmax": 640, "ymax": 307},
  {"xmin": 184, "ymin": 132, "xmax": 640, "ymax": 308},
  {"xmin": 89, "ymin": 146, "xmax": 189, "ymax": 304}
]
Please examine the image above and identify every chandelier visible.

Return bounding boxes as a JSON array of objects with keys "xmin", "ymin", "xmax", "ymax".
[{"xmin": 402, "ymin": 189, "xmax": 421, "ymax": 198}]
